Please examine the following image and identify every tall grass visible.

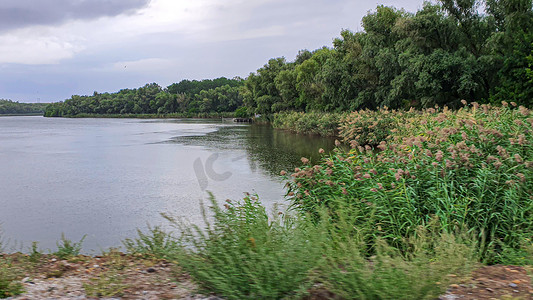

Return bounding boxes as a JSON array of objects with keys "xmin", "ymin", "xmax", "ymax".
[
  {"xmin": 165, "ymin": 194, "xmax": 324, "ymax": 299},
  {"xmin": 122, "ymin": 225, "xmax": 178, "ymax": 259},
  {"xmin": 319, "ymin": 218, "xmax": 477, "ymax": 299},
  {"xmin": 149, "ymin": 193, "xmax": 477, "ymax": 299},
  {"xmin": 287, "ymin": 102, "xmax": 533, "ymax": 262}
]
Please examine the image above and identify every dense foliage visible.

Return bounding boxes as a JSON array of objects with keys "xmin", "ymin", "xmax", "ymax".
[
  {"xmin": 0, "ymin": 100, "xmax": 47, "ymax": 115},
  {"xmin": 271, "ymin": 111, "xmax": 342, "ymax": 136},
  {"xmin": 242, "ymin": 0, "xmax": 533, "ymax": 115},
  {"xmin": 44, "ymin": 78, "xmax": 244, "ymax": 117},
  {"xmin": 287, "ymin": 102, "xmax": 533, "ymax": 263}
]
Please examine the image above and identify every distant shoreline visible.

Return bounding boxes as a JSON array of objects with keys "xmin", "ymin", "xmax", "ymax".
[
  {"xmin": 43, "ymin": 112, "xmax": 239, "ymax": 119},
  {"xmin": 0, "ymin": 113, "xmax": 43, "ymax": 117}
]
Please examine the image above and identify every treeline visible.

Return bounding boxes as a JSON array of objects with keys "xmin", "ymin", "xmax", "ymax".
[
  {"xmin": 44, "ymin": 0, "xmax": 532, "ymax": 118},
  {"xmin": 44, "ymin": 78, "xmax": 244, "ymax": 117},
  {"xmin": 0, "ymin": 99, "xmax": 48, "ymax": 115},
  {"xmin": 242, "ymin": 0, "xmax": 533, "ymax": 114}
]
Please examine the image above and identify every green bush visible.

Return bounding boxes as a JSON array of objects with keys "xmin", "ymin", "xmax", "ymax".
[
  {"xmin": 272, "ymin": 111, "xmax": 343, "ymax": 136},
  {"xmin": 0, "ymin": 259, "xmax": 24, "ymax": 298},
  {"xmin": 53, "ymin": 234, "xmax": 86, "ymax": 259},
  {"xmin": 164, "ymin": 193, "xmax": 476, "ymax": 299},
  {"xmin": 319, "ymin": 216, "xmax": 477, "ymax": 299},
  {"xmin": 234, "ymin": 106, "xmax": 250, "ymax": 118},
  {"xmin": 287, "ymin": 103, "xmax": 533, "ymax": 263},
  {"xmin": 338, "ymin": 107, "xmax": 414, "ymax": 146},
  {"xmin": 166, "ymin": 193, "xmax": 324, "ymax": 300},
  {"xmin": 122, "ymin": 225, "xmax": 178, "ymax": 259},
  {"xmin": 495, "ymin": 239, "xmax": 533, "ymax": 265}
]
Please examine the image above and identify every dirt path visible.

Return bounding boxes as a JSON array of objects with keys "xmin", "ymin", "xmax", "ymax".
[{"xmin": 440, "ymin": 265, "xmax": 533, "ymax": 300}]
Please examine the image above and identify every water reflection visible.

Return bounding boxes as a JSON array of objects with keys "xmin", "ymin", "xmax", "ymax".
[
  {"xmin": 171, "ymin": 123, "xmax": 337, "ymax": 176},
  {"xmin": 243, "ymin": 124, "xmax": 337, "ymax": 175}
]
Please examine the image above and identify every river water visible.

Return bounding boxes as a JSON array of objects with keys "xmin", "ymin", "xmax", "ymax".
[{"xmin": 0, "ymin": 116, "xmax": 335, "ymax": 253}]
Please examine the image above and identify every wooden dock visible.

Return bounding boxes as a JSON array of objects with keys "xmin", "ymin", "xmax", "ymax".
[{"xmin": 233, "ymin": 118, "xmax": 253, "ymax": 123}]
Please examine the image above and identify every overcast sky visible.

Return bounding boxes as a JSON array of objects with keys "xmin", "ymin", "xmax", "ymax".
[{"xmin": 0, "ymin": 0, "xmax": 422, "ymax": 103}]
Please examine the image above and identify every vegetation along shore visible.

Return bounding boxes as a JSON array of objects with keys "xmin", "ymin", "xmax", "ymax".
[
  {"xmin": 0, "ymin": 100, "xmax": 47, "ymax": 116},
  {"xmin": 2, "ymin": 102, "xmax": 532, "ymax": 299},
  {"xmin": 1, "ymin": 0, "xmax": 532, "ymax": 298}
]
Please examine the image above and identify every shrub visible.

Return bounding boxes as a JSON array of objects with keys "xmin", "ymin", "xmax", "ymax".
[
  {"xmin": 0, "ymin": 259, "xmax": 23, "ymax": 298},
  {"xmin": 234, "ymin": 106, "xmax": 250, "ymax": 118},
  {"xmin": 272, "ymin": 111, "xmax": 343, "ymax": 136},
  {"xmin": 319, "ymin": 216, "xmax": 477, "ymax": 299},
  {"xmin": 338, "ymin": 107, "xmax": 412, "ymax": 146},
  {"xmin": 53, "ymin": 234, "xmax": 86, "ymax": 259},
  {"xmin": 166, "ymin": 193, "xmax": 324, "ymax": 300},
  {"xmin": 165, "ymin": 193, "xmax": 476, "ymax": 299},
  {"xmin": 122, "ymin": 225, "xmax": 178, "ymax": 259}
]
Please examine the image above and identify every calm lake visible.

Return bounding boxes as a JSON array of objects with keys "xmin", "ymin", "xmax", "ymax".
[{"xmin": 0, "ymin": 116, "xmax": 335, "ymax": 253}]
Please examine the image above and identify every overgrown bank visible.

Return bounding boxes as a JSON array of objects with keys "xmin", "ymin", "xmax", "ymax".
[
  {"xmin": 3, "ymin": 103, "xmax": 532, "ymax": 299},
  {"xmin": 289, "ymin": 102, "xmax": 533, "ymax": 262},
  {"xmin": 152, "ymin": 103, "xmax": 533, "ymax": 298},
  {"xmin": 50, "ymin": 112, "xmax": 236, "ymax": 119}
]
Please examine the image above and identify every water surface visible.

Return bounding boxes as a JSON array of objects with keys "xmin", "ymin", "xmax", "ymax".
[{"xmin": 0, "ymin": 116, "xmax": 335, "ymax": 252}]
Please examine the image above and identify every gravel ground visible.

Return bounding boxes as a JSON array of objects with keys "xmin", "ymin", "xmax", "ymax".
[
  {"xmin": 439, "ymin": 265, "xmax": 533, "ymax": 300},
  {"xmin": 2, "ymin": 253, "xmax": 205, "ymax": 300},
  {"xmin": 2, "ymin": 253, "xmax": 532, "ymax": 299}
]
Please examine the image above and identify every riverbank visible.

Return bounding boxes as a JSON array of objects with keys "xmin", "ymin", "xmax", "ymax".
[
  {"xmin": 1, "ymin": 252, "xmax": 197, "ymax": 299},
  {"xmin": 0, "ymin": 113, "xmax": 44, "ymax": 117},
  {"xmin": 0, "ymin": 100, "xmax": 47, "ymax": 116},
  {"xmin": 42, "ymin": 110, "xmax": 337, "ymax": 135},
  {"xmin": 46, "ymin": 112, "xmax": 237, "ymax": 119},
  {"xmin": 1, "ymin": 246, "xmax": 532, "ymax": 299}
]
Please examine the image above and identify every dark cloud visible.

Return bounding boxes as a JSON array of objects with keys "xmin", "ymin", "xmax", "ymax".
[{"xmin": 0, "ymin": 0, "xmax": 151, "ymax": 32}]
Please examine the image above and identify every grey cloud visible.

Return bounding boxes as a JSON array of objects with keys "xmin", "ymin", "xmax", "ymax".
[
  {"xmin": 0, "ymin": 0, "xmax": 423, "ymax": 102},
  {"xmin": 0, "ymin": 0, "xmax": 151, "ymax": 32}
]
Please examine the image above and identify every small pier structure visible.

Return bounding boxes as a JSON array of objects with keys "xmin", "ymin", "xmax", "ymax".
[{"xmin": 233, "ymin": 118, "xmax": 253, "ymax": 123}]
